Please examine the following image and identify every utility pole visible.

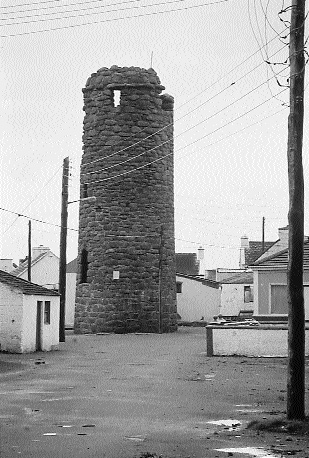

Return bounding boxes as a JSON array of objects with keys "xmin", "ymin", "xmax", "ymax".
[
  {"xmin": 262, "ymin": 217, "xmax": 265, "ymax": 253},
  {"xmin": 59, "ymin": 157, "xmax": 69, "ymax": 342},
  {"xmin": 287, "ymin": 0, "xmax": 306, "ymax": 420},
  {"xmin": 28, "ymin": 220, "xmax": 31, "ymax": 282}
]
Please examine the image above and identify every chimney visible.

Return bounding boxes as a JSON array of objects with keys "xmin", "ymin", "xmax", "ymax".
[
  {"xmin": 241, "ymin": 235, "xmax": 249, "ymax": 248},
  {"xmin": 240, "ymin": 235, "xmax": 249, "ymax": 268},
  {"xmin": 32, "ymin": 245, "xmax": 50, "ymax": 259},
  {"xmin": 278, "ymin": 225, "xmax": 289, "ymax": 243},
  {"xmin": 0, "ymin": 259, "xmax": 14, "ymax": 272}
]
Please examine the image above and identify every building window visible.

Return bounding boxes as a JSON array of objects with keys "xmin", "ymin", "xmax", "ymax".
[
  {"xmin": 44, "ymin": 301, "xmax": 51, "ymax": 324},
  {"xmin": 80, "ymin": 248, "xmax": 88, "ymax": 283},
  {"xmin": 176, "ymin": 281, "xmax": 183, "ymax": 293},
  {"xmin": 83, "ymin": 183, "xmax": 88, "ymax": 198},
  {"xmin": 271, "ymin": 285, "xmax": 288, "ymax": 314},
  {"xmin": 244, "ymin": 285, "xmax": 254, "ymax": 303},
  {"xmin": 113, "ymin": 90, "xmax": 121, "ymax": 107}
]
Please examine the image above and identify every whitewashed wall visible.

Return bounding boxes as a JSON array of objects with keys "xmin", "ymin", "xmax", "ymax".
[
  {"xmin": 220, "ymin": 283, "xmax": 254, "ymax": 316},
  {"xmin": 0, "ymin": 284, "xmax": 23, "ymax": 352},
  {"xmin": 207, "ymin": 326, "xmax": 309, "ymax": 357},
  {"xmin": 22, "ymin": 295, "xmax": 59, "ymax": 352},
  {"xmin": 176, "ymin": 275, "xmax": 220, "ymax": 322},
  {"xmin": 18, "ymin": 253, "xmax": 59, "ymax": 289}
]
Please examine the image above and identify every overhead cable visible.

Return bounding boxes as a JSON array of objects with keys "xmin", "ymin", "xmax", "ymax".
[{"xmin": 0, "ymin": 0, "xmax": 229, "ymax": 37}]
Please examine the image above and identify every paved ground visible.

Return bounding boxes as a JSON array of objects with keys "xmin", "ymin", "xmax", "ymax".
[{"xmin": 0, "ymin": 327, "xmax": 309, "ymax": 458}]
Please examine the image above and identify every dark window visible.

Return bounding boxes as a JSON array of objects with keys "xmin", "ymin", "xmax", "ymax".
[
  {"xmin": 80, "ymin": 248, "xmax": 88, "ymax": 283},
  {"xmin": 44, "ymin": 301, "xmax": 51, "ymax": 324},
  {"xmin": 176, "ymin": 282, "xmax": 182, "ymax": 293},
  {"xmin": 83, "ymin": 183, "xmax": 88, "ymax": 198},
  {"xmin": 244, "ymin": 285, "xmax": 254, "ymax": 303}
]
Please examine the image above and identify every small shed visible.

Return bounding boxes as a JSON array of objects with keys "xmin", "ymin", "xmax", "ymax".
[{"xmin": 0, "ymin": 269, "xmax": 60, "ymax": 353}]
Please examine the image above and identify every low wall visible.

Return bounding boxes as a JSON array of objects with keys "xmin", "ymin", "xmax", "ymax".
[{"xmin": 206, "ymin": 326, "xmax": 309, "ymax": 357}]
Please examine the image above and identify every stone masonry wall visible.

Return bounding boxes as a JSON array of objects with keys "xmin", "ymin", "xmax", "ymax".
[{"xmin": 74, "ymin": 66, "xmax": 177, "ymax": 334}]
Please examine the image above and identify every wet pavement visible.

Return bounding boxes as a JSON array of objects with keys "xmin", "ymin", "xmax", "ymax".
[{"xmin": 0, "ymin": 327, "xmax": 308, "ymax": 457}]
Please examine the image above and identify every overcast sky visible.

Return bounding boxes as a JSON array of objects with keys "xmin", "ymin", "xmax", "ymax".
[{"xmin": 0, "ymin": 0, "xmax": 308, "ymax": 268}]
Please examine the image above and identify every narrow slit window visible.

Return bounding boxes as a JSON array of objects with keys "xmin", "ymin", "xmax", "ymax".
[
  {"xmin": 44, "ymin": 301, "xmax": 51, "ymax": 324},
  {"xmin": 176, "ymin": 282, "xmax": 182, "ymax": 293},
  {"xmin": 83, "ymin": 183, "xmax": 88, "ymax": 198},
  {"xmin": 113, "ymin": 90, "xmax": 121, "ymax": 107},
  {"xmin": 80, "ymin": 248, "xmax": 88, "ymax": 283}
]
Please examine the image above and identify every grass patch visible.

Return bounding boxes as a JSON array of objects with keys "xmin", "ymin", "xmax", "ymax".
[{"xmin": 247, "ymin": 417, "xmax": 309, "ymax": 435}]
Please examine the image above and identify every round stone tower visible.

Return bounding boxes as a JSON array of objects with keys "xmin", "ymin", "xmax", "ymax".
[{"xmin": 74, "ymin": 66, "xmax": 177, "ymax": 334}]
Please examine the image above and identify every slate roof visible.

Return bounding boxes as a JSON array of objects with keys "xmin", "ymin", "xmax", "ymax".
[
  {"xmin": 244, "ymin": 241, "xmax": 276, "ymax": 266},
  {"xmin": 176, "ymin": 273, "xmax": 219, "ymax": 289},
  {"xmin": 220, "ymin": 272, "xmax": 253, "ymax": 284},
  {"xmin": 176, "ymin": 253, "xmax": 199, "ymax": 276},
  {"xmin": 11, "ymin": 252, "xmax": 49, "ymax": 277},
  {"xmin": 0, "ymin": 269, "xmax": 60, "ymax": 296},
  {"xmin": 252, "ymin": 241, "xmax": 309, "ymax": 268}
]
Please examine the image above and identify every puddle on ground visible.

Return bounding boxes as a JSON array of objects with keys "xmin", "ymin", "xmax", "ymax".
[
  {"xmin": 235, "ymin": 409, "xmax": 263, "ymax": 413},
  {"xmin": 124, "ymin": 435, "xmax": 145, "ymax": 442},
  {"xmin": 207, "ymin": 419, "xmax": 242, "ymax": 431},
  {"xmin": 215, "ymin": 447, "xmax": 277, "ymax": 457},
  {"xmin": 207, "ymin": 419, "xmax": 241, "ymax": 427}
]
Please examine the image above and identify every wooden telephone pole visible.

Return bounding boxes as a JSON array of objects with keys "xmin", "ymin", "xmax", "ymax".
[
  {"xmin": 287, "ymin": 0, "xmax": 306, "ymax": 420},
  {"xmin": 59, "ymin": 157, "xmax": 69, "ymax": 343}
]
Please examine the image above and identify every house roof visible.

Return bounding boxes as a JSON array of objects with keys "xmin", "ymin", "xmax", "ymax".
[
  {"xmin": 220, "ymin": 272, "xmax": 253, "ymax": 284},
  {"xmin": 11, "ymin": 251, "xmax": 54, "ymax": 277},
  {"xmin": 0, "ymin": 270, "xmax": 60, "ymax": 296},
  {"xmin": 245, "ymin": 241, "xmax": 276, "ymax": 266},
  {"xmin": 252, "ymin": 241, "xmax": 309, "ymax": 268},
  {"xmin": 176, "ymin": 253, "xmax": 199, "ymax": 276},
  {"xmin": 176, "ymin": 273, "xmax": 219, "ymax": 289}
]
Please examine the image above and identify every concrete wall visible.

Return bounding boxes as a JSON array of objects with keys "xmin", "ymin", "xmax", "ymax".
[
  {"xmin": 206, "ymin": 326, "xmax": 309, "ymax": 357},
  {"xmin": 75, "ymin": 66, "xmax": 177, "ymax": 334},
  {"xmin": 254, "ymin": 270, "xmax": 309, "ymax": 319},
  {"xmin": 22, "ymin": 295, "xmax": 59, "ymax": 353},
  {"xmin": 220, "ymin": 283, "xmax": 253, "ymax": 316},
  {"xmin": 0, "ymin": 284, "xmax": 23, "ymax": 352},
  {"xmin": 176, "ymin": 275, "xmax": 220, "ymax": 322},
  {"xmin": 18, "ymin": 253, "xmax": 59, "ymax": 289}
]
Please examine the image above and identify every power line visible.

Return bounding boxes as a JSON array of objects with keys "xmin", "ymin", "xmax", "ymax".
[
  {"xmin": 0, "ymin": 0, "xmax": 186, "ymax": 26},
  {"xmin": 0, "ymin": 0, "xmax": 229, "ymax": 37},
  {"xmin": 0, "ymin": 0, "xmax": 62, "ymax": 9},
  {"xmin": 0, "ymin": 0, "xmax": 144, "ymax": 16},
  {"xmin": 81, "ymin": 38, "xmax": 289, "ymax": 170},
  {"xmin": 85, "ymin": 87, "xmax": 288, "ymax": 185},
  {"xmin": 2, "ymin": 165, "xmax": 62, "ymax": 234},
  {"xmin": 0, "ymin": 207, "xmax": 78, "ymax": 232},
  {"xmin": 82, "ymin": 70, "xmax": 288, "ymax": 180}
]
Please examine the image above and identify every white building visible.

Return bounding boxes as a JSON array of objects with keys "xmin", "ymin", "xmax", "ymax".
[
  {"xmin": 10, "ymin": 246, "xmax": 59, "ymax": 290},
  {"xmin": 219, "ymin": 272, "xmax": 254, "ymax": 318},
  {"xmin": 0, "ymin": 270, "xmax": 60, "ymax": 353},
  {"xmin": 176, "ymin": 273, "xmax": 220, "ymax": 323}
]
